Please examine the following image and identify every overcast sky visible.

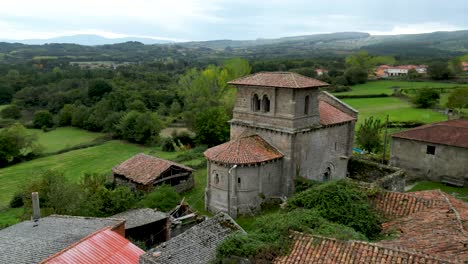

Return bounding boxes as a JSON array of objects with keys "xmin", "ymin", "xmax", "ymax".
[{"xmin": 0, "ymin": 0, "xmax": 467, "ymax": 41}]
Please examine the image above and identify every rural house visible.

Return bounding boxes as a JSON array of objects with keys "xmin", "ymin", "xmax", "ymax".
[
  {"xmin": 375, "ymin": 64, "xmax": 427, "ymax": 78},
  {"xmin": 204, "ymin": 72, "xmax": 357, "ymax": 217},
  {"xmin": 0, "ymin": 215, "xmax": 134, "ymax": 264},
  {"xmin": 390, "ymin": 119, "xmax": 468, "ymax": 185},
  {"xmin": 275, "ymin": 190, "xmax": 467, "ymax": 263},
  {"xmin": 112, "ymin": 208, "xmax": 170, "ymax": 248},
  {"xmin": 140, "ymin": 213, "xmax": 243, "ymax": 264},
  {"xmin": 112, "ymin": 153, "xmax": 194, "ymax": 192},
  {"xmin": 41, "ymin": 227, "xmax": 144, "ymax": 264}
]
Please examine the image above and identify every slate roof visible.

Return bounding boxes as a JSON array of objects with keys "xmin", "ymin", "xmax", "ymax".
[
  {"xmin": 0, "ymin": 215, "xmax": 124, "ymax": 264},
  {"xmin": 41, "ymin": 227, "xmax": 144, "ymax": 264},
  {"xmin": 112, "ymin": 153, "xmax": 193, "ymax": 185},
  {"xmin": 391, "ymin": 119, "xmax": 468, "ymax": 149},
  {"xmin": 204, "ymin": 135, "xmax": 284, "ymax": 165},
  {"xmin": 274, "ymin": 232, "xmax": 457, "ymax": 264},
  {"xmin": 374, "ymin": 190, "xmax": 468, "ymax": 262},
  {"xmin": 140, "ymin": 213, "xmax": 244, "ymax": 264},
  {"xmin": 112, "ymin": 208, "xmax": 167, "ymax": 229},
  {"xmin": 228, "ymin": 72, "xmax": 329, "ymax": 89},
  {"xmin": 319, "ymin": 100, "xmax": 356, "ymax": 125}
]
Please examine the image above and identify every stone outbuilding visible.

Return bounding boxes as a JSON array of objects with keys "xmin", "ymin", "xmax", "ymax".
[
  {"xmin": 204, "ymin": 72, "xmax": 358, "ymax": 217},
  {"xmin": 112, "ymin": 153, "xmax": 194, "ymax": 193},
  {"xmin": 390, "ymin": 119, "xmax": 468, "ymax": 185}
]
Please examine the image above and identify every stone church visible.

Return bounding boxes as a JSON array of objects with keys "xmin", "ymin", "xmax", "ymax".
[{"xmin": 204, "ymin": 72, "xmax": 358, "ymax": 217}]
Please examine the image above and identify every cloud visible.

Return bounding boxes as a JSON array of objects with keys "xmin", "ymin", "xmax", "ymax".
[{"xmin": 368, "ymin": 22, "xmax": 463, "ymax": 35}]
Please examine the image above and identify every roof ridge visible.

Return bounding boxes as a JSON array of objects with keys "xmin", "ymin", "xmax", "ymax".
[
  {"xmin": 438, "ymin": 190, "xmax": 467, "ymax": 237},
  {"xmin": 291, "ymin": 72, "xmax": 299, "ymax": 87}
]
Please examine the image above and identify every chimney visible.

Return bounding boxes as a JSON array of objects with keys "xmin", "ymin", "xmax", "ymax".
[{"xmin": 32, "ymin": 192, "xmax": 41, "ymax": 221}]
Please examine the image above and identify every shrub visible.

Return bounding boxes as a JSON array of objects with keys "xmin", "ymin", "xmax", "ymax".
[
  {"xmin": 1, "ymin": 105, "xmax": 21, "ymax": 119},
  {"xmin": 287, "ymin": 180, "xmax": 381, "ymax": 239},
  {"xmin": 412, "ymin": 88, "xmax": 440, "ymax": 108},
  {"xmin": 161, "ymin": 137, "xmax": 175, "ymax": 152},
  {"xmin": 356, "ymin": 117, "xmax": 383, "ymax": 153},
  {"xmin": 138, "ymin": 184, "xmax": 180, "ymax": 212},
  {"xmin": 9, "ymin": 192, "xmax": 24, "ymax": 208}
]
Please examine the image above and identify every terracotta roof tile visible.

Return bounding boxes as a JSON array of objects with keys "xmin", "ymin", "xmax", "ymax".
[
  {"xmin": 41, "ymin": 228, "xmax": 144, "ymax": 264},
  {"xmin": 228, "ymin": 72, "xmax": 329, "ymax": 89},
  {"xmin": 371, "ymin": 190, "xmax": 468, "ymax": 262},
  {"xmin": 274, "ymin": 233, "xmax": 457, "ymax": 264},
  {"xmin": 319, "ymin": 101, "xmax": 356, "ymax": 125},
  {"xmin": 392, "ymin": 119, "xmax": 468, "ymax": 149},
  {"xmin": 204, "ymin": 135, "xmax": 283, "ymax": 165},
  {"xmin": 112, "ymin": 153, "xmax": 193, "ymax": 185}
]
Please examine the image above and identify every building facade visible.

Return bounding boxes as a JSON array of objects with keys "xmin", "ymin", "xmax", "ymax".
[
  {"xmin": 390, "ymin": 120, "xmax": 468, "ymax": 184},
  {"xmin": 204, "ymin": 72, "xmax": 357, "ymax": 217}
]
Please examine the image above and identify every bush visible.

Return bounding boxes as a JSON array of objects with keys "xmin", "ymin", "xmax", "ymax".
[
  {"xmin": 9, "ymin": 192, "xmax": 24, "ymax": 208},
  {"xmin": 344, "ymin": 67, "xmax": 368, "ymax": 85},
  {"xmin": 1, "ymin": 105, "xmax": 21, "ymax": 119},
  {"xmin": 287, "ymin": 180, "xmax": 381, "ymax": 239},
  {"xmin": 33, "ymin": 110, "xmax": 54, "ymax": 128},
  {"xmin": 161, "ymin": 137, "xmax": 175, "ymax": 152},
  {"xmin": 356, "ymin": 117, "xmax": 383, "ymax": 153},
  {"xmin": 138, "ymin": 184, "xmax": 180, "ymax": 212},
  {"xmin": 412, "ymin": 88, "xmax": 440, "ymax": 108}
]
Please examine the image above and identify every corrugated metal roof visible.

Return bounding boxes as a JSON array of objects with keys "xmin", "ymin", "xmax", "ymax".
[{"xmin": 41, "ymin": 227, "xmax": 144, "ymax": 264}]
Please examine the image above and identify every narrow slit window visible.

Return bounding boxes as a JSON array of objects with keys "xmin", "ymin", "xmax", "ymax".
[
  {"xmin": 252, "ymin": 94, "xmax": 260, "ymax": 112},
  {"xmin": 262, "ymin": 95, "xmax": 270, "ymax": 113},
  {"xmin": 304, "ymin": 95, "xmax": 310, "ymax": 115}
]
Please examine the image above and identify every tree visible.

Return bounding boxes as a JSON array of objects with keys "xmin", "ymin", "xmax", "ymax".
[
  {"xmin": 88, "ymin": 79, "xmax": 113, "ymax": 99},
  {"xmin": 344, "ymin": 67, "xmax": 368, "ymax": 85},
  {"xmin": 412, "ymin": 88, "xmax": 440, "ymax": 108},
  {"xmin": 406, "ymin": 69, "xmax": 420, "ymax": 80},
  {"xmin": 128, "ymin": 100, "xmax": 148, "ymax": 112},
  {"xmin": 448, "ymin": 57, "xmax": 463, "ymax": 75},
  {"xmin": 447, "ymin": 89, "xmax": 468, "ymax": 110},
  {"xmin": 0, "ymin": 83, "xmax": 14, "ymax": 104},
  {"xmin": 356, "ymin": 117, "xmax": 383, "ymax": 153},
  {"xmin": 194, "ymin": 107, "xmax": 230, "ymax": 146},
  {"xmin": 117, "ymin": 111, "xmax": 163, "ymax": 145},
  {"xmin": 33, "ymin": 110, "xmax": 54, "ymax": 128},
  {"xmin": 138, "ymin": 184, "xmax": 180, "ymax": 212},
  {"xmin": 1, "ymin": 104, "xmax": 21, "ymax": 119},
  {"xmin": 0, "ymin": 123, "xmax": 42, "ymax": 165},
  {"xmin": 428, "ymin": 62, "xmax": 453, "ymax": 80},
  {"xmin": 58, "ymin": 104, "xmax": 75, "ymax": 126}
]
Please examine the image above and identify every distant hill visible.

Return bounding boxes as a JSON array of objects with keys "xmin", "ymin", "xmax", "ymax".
[{"xmin": 0, "ymin": 34, "xmax": 173, "ymax": 46}]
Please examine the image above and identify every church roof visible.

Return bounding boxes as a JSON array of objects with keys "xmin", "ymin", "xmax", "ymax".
[
  {"xmin": 228, "ymin": 72, "xmax": 329, "ymax": 89},
  {"xmin": 204, "ymin": 135, "xmax": 283, "ymax": 165},
  {"xmin": 112, "ymin": 153, "xmax": 193, "ymax": 185},
  {"xmin": 319, "ymin": 101, "xmax": 356, "ymax": 125}
]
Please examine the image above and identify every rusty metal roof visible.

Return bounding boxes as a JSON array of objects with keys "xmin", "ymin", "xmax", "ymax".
[
  {"xmin": 204, "ymin": 135, "xmax": 283, "ymax": 165},
  {"xmin": 112, "ymin": 153, "xmax": 193, "ymax": 185},
  {"xmin": 41, "ymin": 227, "xmax": 144, "ymax": 264},
  {"xmin": 228, "ymin": 72, "xmax": 329, "ymax": 88},
  {"xmin": 392, "ymin": 119, "xmax": 468, "ymax": 149}
]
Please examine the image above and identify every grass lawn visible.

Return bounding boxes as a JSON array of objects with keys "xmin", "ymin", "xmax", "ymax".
[
  {"xmin": 32, "ymin": 127, "xmax": 105, "ymax": 153},
  {"xmin": 334, "ymin": 80, "xmax": 468, "ymax": 96},
  {"xmin": 342, "ymin": 97, "xmax": 447, "ymax": 126},
  {"xmin": 0, "ymin": 208, "xmax": 24, "ymax": 228},
  {"xmin": 409, "ymin": 181, "xmax": 468, "ymax": 202}
]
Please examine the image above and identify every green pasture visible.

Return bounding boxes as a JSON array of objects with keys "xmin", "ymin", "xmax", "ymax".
[
  {"xmin": 409, "ymin": 181, "xmax": 468, "ymax": 202},
  {"xmin": 32, "ymin": 127, "xmax": 105, "ymax": 153},
  {"xmin": 334, "ymin": 80, "xmax": 468, "ymax": 96},
  {"xmin": 343, "ymin": 97, "xmax": 447, "ymax": 126}
]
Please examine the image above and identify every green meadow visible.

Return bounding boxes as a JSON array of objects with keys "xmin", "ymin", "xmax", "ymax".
[{"xmin": 33, "ymin": 127, "xmax": 105, "ymax": 153}]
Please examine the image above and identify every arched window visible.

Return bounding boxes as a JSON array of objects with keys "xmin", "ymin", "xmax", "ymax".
[
  {"xmin": 252, "ymin": 94, "xmax": 260, "ymax": 112},
  {"xmin": 304, "ymin": 95, "xmax": 310, "ymax": 115},
  {"xmin": 214, "ymin": 173, "xmax": 219, "ymax": 184},
  {"xmin": 262, "ymin": 95, "xmax": 270, "ymax": 113}
]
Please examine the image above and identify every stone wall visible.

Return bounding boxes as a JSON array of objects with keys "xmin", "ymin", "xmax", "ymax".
[
  {"xmin": 348, "ymin": 158, "xmax": 405, "ymax": 192},
  {"xmin": 390, "ymin": 138, "xmax": 468, "ymax": 182}
]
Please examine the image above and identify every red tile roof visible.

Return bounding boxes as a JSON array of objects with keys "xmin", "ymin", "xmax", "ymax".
[
  {"xmin": 204, "ymin": 135, "xmax": 283, "ymax": 165},
  {"xmin": 274, "ymin": 232, "xmax": 456, "ymax": 264},
  {"xmin": 228, "ymin": 72, "xmax": 329, "ymax": 89},
  {"xmin": 392, "ymin": 119, "xmax": 468, "ymax": 149},
  {"xmin": 112, "ymin": 153, "xmax": 193, "ymax": 185},
  {"xmin": 319, "ymin": 101, "xmax": 356, "ymax": 125},
  {"xmin": 372, "ymin": 190, "xmax": 468, "ymax": 262},
  {"xmin": 41, "ymin": 228, "xmax": 144, "ymax": 264}
]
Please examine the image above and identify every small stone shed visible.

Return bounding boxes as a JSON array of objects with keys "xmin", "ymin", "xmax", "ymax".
[
  {"xmin": 390, "ymin": 119, "xmax": 468, "ymax": 185},
  {"xmin": 112, "ymin": 208, "xmax": 170, "ymax": 249},
  {"xmin": 112, "ymin": 153, "xmax": 194, "ymax": 193}
]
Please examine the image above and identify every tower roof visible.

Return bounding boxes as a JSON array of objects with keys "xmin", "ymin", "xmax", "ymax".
[
  {"xmin": 204, "ymin": 135, "xmax": 283, "ymax": 165},
  {"xmin": 228, "ymin": 72, "xmax": 329, "ymax": 89}
]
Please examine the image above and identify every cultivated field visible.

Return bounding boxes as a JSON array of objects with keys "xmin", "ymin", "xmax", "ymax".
[
  {"xmin": 334, "ymin": 80, "xmax": 468, "ymax": 96},
  {"xmin": 33, "ymin": 127, "xmax": 105, "ymax": 153},
  {"xmin": 342, "ymin": 97, "xmax": 447, "ymax": 126}
]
